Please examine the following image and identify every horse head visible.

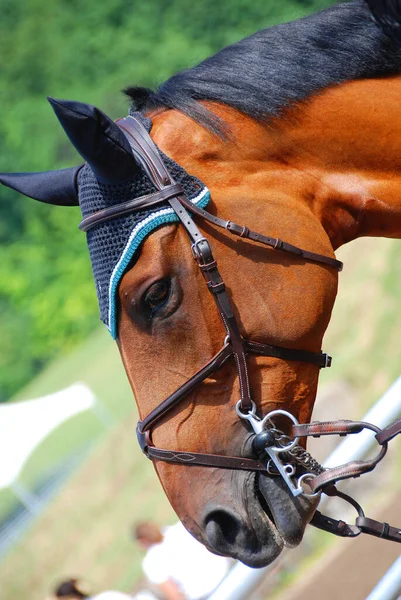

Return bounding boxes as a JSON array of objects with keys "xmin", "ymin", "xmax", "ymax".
[
  {"xmin": 117, "ymin": 106, "xmax": 341, "ymax": 566},
  {"xmin": 3, "ymin": 0, "xmax": 401, "ymax": 567}
]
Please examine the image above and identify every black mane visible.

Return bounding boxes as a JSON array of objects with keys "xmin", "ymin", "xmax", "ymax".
[{"xmin": 125, "ymin": 1, "xmax": 401, "ymax": 134}]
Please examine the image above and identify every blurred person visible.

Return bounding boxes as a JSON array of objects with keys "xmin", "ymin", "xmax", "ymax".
[
  {"xmin": 53, "ymin": 577, "xmax": 133, "ymax": 599},
  {"xmin": 134, "ymin": 521, "xmax": 231, "ymax": 600}
]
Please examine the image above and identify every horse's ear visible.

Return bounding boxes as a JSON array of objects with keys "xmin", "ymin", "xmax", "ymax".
[
  {"xmin": 365, "ymin": 0, "xmax": 401, "ymax": 42},
  {"xmin": 48, "ymin": 97, "xmax": 140, "ymax": 184},
  {"xmin": 0, "ymin": 166, "xmax": 81, "ymax": 206}
]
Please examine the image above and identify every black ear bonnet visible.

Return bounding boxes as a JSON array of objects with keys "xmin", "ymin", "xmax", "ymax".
[
  {"xmin": 0, "ymin": 101, "xmax": 210, "ymax": 338},
  {"xmin": 79, "ymin": 113, "xmax": 209, "ymax": 337}
]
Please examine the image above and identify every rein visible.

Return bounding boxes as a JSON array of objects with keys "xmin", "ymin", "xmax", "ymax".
[{"xmin": 80, "ymin": 115, "xmax": 401, "ymax": 545}]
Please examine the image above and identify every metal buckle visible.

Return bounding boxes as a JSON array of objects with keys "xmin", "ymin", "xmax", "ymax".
[
  {"xmin": 323, "ymin": 353, "xmax": 332, "ymax": 368},
  {"xmin": 235, "ymin": 404, "xmax": 314, "ymax": 498},
  {"xmin": 191, "ymin": 238, "xmax": 209, "ymax": 262}
]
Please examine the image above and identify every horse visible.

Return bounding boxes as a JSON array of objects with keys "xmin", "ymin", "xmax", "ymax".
[{"xmin": 2, "ymin": 0, "xmax": 401, "ymax": 567}]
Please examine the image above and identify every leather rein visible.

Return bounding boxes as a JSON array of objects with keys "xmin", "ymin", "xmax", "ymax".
[{"xmin": 79, "ymin": 115, "xmax": 401, "ymax": 544}]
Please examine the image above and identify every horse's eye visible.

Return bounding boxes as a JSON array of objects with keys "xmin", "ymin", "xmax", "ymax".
[{"xmin": 143, "ymin": 279, "xmax": 171, "ymax": 312}]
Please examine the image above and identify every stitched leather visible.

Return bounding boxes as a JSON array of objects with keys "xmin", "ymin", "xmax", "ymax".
[
  {"xmin": 308, "ymin": 450, "xmax": 387, "ymax": 493},
  {"xmin": 79, "ymin": 183, "xmax": 184, "ymax": 232},
  {"xmin": 375, "ymin": 417, "xmax": 401, "ymax": 445},
  {"xmin": 292, "ymin": 420, "xmax": 366, "ymax": 437},
  {"xmin": 147, "ymin": 447, "xmax": 267, "ymax": 471}
]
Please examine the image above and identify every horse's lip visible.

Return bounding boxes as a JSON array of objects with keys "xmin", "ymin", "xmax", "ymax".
[
  {"xmin": 257, "ymin": 471, "xmax": 319, "ymax": 548},
  {"xmin": 241, "ymin": 436, "xmax": 318, "ymax": 548}
]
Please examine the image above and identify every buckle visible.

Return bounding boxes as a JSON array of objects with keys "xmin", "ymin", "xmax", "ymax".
[
  {"xmin": 226, "ymin": 221, "xmax": 248, "ymax": 237},
  {"xmin": 323, "ymin": 353, "xmax": 332, "ymax": 368},
  {"xmin": 191, "ymin": 238, "xmax": 211, "ymax": 263}
]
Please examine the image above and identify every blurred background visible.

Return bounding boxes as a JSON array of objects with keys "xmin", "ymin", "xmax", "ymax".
[{"xmin": 1, "ymin": 0, "xmax": 401, "ymax": 598}]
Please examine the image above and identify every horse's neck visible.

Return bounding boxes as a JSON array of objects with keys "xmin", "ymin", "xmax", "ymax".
[{"xmin": 277, "ymin": 75, "xmax": 401, "ymax": 249}]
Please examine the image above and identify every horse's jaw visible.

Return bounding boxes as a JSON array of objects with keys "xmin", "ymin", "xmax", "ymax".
[{"xmin": 201, "ymin": 470, "xmax": 318, "ymax": 568}]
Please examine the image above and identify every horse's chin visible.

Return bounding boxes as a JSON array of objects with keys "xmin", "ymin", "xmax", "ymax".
[
  {"xmin": 202, "ymin": 471, "xmax": 319, "ymax": 568},
  {"xmin": 257, "ymin": 472, "xmax": 319, "ymax": 551}
]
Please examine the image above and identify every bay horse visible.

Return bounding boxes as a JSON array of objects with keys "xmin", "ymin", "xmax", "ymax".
[{"xmin": 2, "ymin": 0, "xmax": 401, "ymax": 567}]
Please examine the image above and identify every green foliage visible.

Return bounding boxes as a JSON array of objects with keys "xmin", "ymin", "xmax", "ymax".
[{"xmin": 0, "ymin": 0, "xmax": 334, "ymax": 400}]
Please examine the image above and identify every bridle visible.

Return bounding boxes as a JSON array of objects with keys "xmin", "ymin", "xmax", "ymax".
[{"xmin": 80, "ymin": 115, "xmax": 401, "ymax": 544}]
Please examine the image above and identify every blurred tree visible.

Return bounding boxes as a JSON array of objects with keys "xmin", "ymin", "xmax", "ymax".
[{"xmin": 0, "ymin": 0, "xmax": 334, "ymax": 400}]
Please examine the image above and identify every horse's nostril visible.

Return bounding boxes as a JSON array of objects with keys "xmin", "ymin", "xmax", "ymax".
[{"xmin": 204, "ymin": 509, "xmax": 241, "ymax": 548}]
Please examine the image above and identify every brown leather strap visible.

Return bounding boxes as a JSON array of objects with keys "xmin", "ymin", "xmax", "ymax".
[
  {"xmin": 310, "ymin": 487, "xmax": 364, "ymax": 537},
  {"xmin": 291, "ymin": 420, "xmax": 389, "ymax": 493},
  {"xmin": 177, "ymin": 194, "xmax": 343, "ymax": 272},
  {"xmin": 187, "ymin": 234, "xmax": 253, "ymax": 412},
  {"xmin": 245, "ymin": 340, "xmax": 331, "ymax": 369},
  {"xmin": 292, "ymin": 420, "xmax": 366, "ymax": 438},
  {"xmin": 148, "ymin": 447, "xmax": 267, "ymax": 471},
  {"xmin": 138, "ymin": 339, "xmax": 332, "ymax": 436},
  {"xmin": 116, "ymin": 117, "xmax": 258, "ymax": 414},
  {"xmin": 79, "ymin": 183, "xmax": 184, "ymax": 232},
  {"xmin": 375, "ymin": 417, "xmax": 401, "ymax": 445},
  {"xmin": 356, "ymin": 517, "xmax": 401, "ymax": 543},
  {"xmin": 138, "ymin": 344, "xmax": 233, "ymax": 433},
  {"xmin": 117, "ymin": 117, "xmax": 171, "ymax": 187},
  {"xmin": 308, "ymin": 450, "xmax": 387, "ymax": 493},
  {"xmin": 136, "ymin": 426, "xmax": 266, "ymax": 471}
]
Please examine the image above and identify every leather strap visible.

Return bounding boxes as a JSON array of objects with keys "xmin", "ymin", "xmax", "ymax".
[
  {"xmin": 147, "ymin": 447, "xmax": 267, "ymax": 470},
  {"xmin": 138, "ymin": 340, "xmax": 331, "ymax": 436},
  {"xmin": 356, "ymin": 517, "xmax": 401, "ymax": 543},
  {"xmin": 292, "ymin": 420, "xmax": 366, "ymax": 438},
  {"xmin": 311, "ymin": 511, "xmax": 361, "ymax": 537},
  {"xmin": 307, "ymin": 445, "xmax": 387, "ymax": 493},
  {"xmin": 375, "ymin": 417, "xmax": 401, "ymax": 445},
  {"xmin": 83, "ymin": 116, "xmax": 343, "ymax": 272},
  {"xmin": 117, "ymin": 117, "xmax": 257, "ymax": 415},
  {"xmin": 117, "ymin": 117, "xmax": 171, "ymax": 187},
  {"xmin": 136, "ymin": 426, "xmax": 266, "ymax": 471},
  {"xmin": 292, "ymin": 420, "xmax": 388, "ymax": 493},
  {"xmin": 177, "ymin": 195, "xmax": 343, "ymax": 272},
  {"xmin": 245, "ymin": 340, "xmax": 331, "ymax": 369},
  {"xmin": 79, "ymin": 183, "xmax": 184, "ymax": 232},
  {"xmin": 138, "ymin": 344, "xmax": 232, "ymax": 433}
]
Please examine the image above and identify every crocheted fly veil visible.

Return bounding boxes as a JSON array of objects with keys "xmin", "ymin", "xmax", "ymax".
[
  {"xmin": 0, "ymin": 99, "xmax": 210, "ymax": 338},
  {"xmin": 79, "ymin": 119, "xmax": 210, "ymax": 337}
]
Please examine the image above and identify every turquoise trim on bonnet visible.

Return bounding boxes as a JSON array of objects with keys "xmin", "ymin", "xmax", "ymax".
[{"xmin": 108, "ymin": 188, "xmax": 211, "ymax": 339}]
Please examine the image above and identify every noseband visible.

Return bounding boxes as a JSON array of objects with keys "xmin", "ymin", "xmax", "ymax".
[{"xmin": 80, "ymin": 115, "xmax": 401, "ymax": 544}]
